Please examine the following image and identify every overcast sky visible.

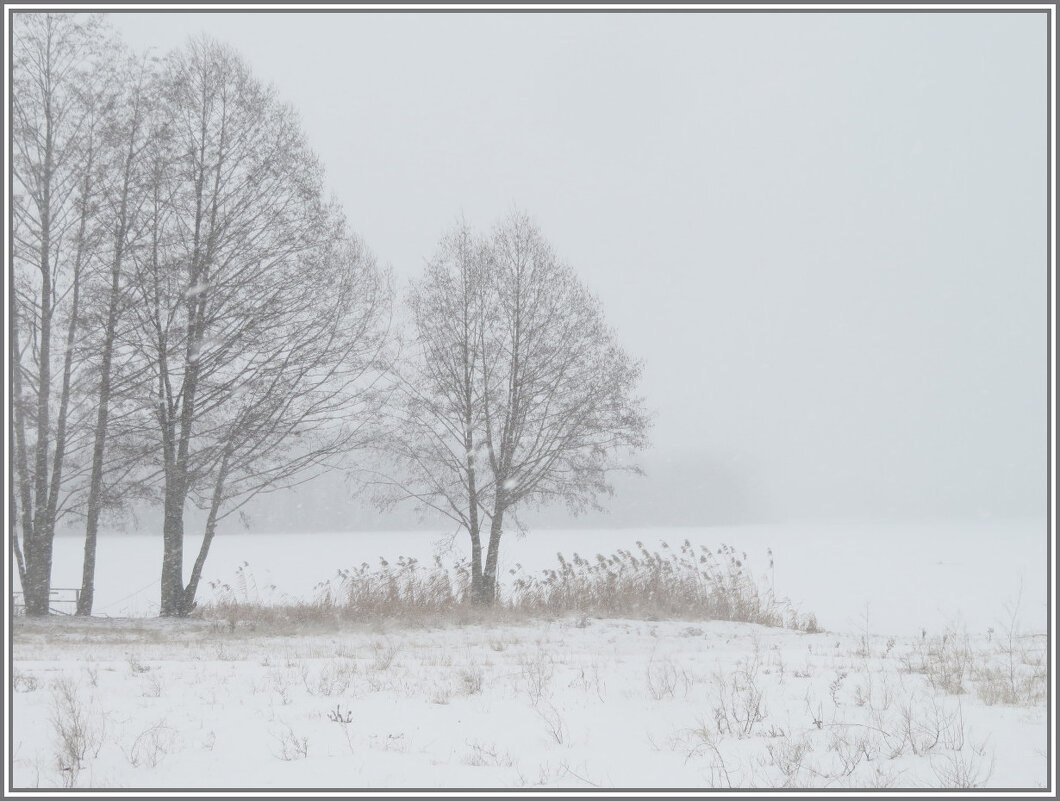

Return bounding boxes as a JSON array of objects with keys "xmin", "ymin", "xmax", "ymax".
[{"xmin": 105, "ymin": 10, "xmax": 1048, "ymax": 526}]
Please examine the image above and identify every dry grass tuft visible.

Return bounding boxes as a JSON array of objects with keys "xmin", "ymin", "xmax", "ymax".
[{"xmin": 196, "ymin": 543, "xmax": 816, "ymax": 632}]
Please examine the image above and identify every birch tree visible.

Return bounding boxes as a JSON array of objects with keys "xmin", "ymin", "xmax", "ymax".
[
  {"xmin": 379, "ymin": 214, "xmax": 650, "ymax": 603},
  {"xmin": 10, "ymin": 12, "xmax": 115, "ymax": 615},
  {"xmin": 376, "ymin": 223, "xmax": 495, "ymax": 601},
  {"xmin": 130, "ymin": 37, "xmax": 390, "ymax": 617},
  {"xmin": 74, "ymin": 53, "xmax": 160, "ymax": 615}
]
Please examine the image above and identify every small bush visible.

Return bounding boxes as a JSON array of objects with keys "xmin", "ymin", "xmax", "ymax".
[
  {"xmin": 370, "ymin": 640, "xmax": 400, "ymax": 672},
  {"xmin": 459, "ymin": 666, "xmax": 484, "ymax": 695},
  {"xmin": 766, "ymin": 736, "xmax": 815, "ymax": 787},
  {"xmin": 270, "ymin": 723, "xmax": 309, "ymax": 761},
  {"xmin": 520, "ymin": 650, "xmax": 555, "ymax": 707},
  {"xmin": 301, "ymin": 659, "xmax": 355, "ymax": 696},
  {"xmin": 49, "ymin": 678, "xmax": 104, "ymax": 786},
  {"xmin": 125, "ymin": 720, "xmax": 177, "ymax": 768},
  {"xmin": 326, "ymin": 705, "xmax": 354, "ymax": 724},
  {"xmin": 712, "ymin": 645, "xmax": 767, "ymax": 738},
  {"xmin": 646, "ymin": 655, "xmax": 691, "ymax": 700},
  {"xmin": 13, "ymin": 671, "xmax": 39, "ymax": 693},
  {"xmin": 924, "ymin": 630, "xmax": 971, "ymax": 695}
]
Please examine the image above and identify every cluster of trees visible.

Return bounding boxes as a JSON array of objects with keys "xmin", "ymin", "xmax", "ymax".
[
  {"xmin": 10, "ymin": 13, "xmax": 650, "ymax": 618},
  {"xmin": 11, "ymin": 14, "xmax": 390, "ymax": 617}
]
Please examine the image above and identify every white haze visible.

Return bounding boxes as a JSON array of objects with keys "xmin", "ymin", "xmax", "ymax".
[{"xmin": 102, "ymin": 10, "xmax": 1048, "ymax": 529}]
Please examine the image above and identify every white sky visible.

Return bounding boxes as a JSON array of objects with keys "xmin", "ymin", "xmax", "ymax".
[{"xmin": 103, "ymin": 9, "xmax": 1048, "ymax": 523}]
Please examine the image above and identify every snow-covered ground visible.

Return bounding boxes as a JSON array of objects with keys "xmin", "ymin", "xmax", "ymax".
[
  {"xmin": 10, "ymin": 615, "xmax": 1048, "ymax": 790},
  {"xmin": 9, "ymin": 520, "xmax": 1050, "ymax": 790}
]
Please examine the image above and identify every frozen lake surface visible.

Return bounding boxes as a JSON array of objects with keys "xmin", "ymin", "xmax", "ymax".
[{"xmin": 36, "ymin": 519, "xmax": 1047, "ymax": 636}]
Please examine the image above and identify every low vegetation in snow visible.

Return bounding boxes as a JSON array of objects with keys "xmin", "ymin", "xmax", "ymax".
[
  {"xmin": 9, "ymin": 547, "xmax": 1047, "ymax": 791},
  {"xmin": 201, "ymin": 541, "xmax": 819, "ymax": 633}
]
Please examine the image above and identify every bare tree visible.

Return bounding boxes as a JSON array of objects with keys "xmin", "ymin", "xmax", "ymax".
[
  {"xmin": 377, "ymin": 213, "xmax": 651, "ymax": 603},
  {"xmin": 127, "ymin": 37, "xmax": 391, "ymax": 617},
  {"xmin": 75, "ymin": 52, "xmax": 160, "ymax": 615},
  {"xmin": 11, "ymin": 21, "xmax": 389, "ymax": 618},
  {"xmin": 375, "ymin": 222, "xmax": 495, "ymax": 600},
  {"xmin": 10, "ymin": 12, "xmax": 115, "ymax": 615}
]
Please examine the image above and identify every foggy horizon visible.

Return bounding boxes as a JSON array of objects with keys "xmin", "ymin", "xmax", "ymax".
[
  {"xmin": 8, "ymin": 8, "xmax": 1052, "ymax": 792},
  {"xmin": 91, "ymin": 10, "xmax": 1049, "ymax": 530}
]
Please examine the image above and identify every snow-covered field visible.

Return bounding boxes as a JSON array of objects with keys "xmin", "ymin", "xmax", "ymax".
[{"xmin": 9, "ymin": 520, "xmax": 1050, "ymax": 790}]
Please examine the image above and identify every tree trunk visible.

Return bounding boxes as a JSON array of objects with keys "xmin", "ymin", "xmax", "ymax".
[
  {"xmin": 45, "ymin": 152, "xmax": 93, "ymax": 562},
  {"xmin": 24, "ymin": 535, "xmax": 55, "ymax": 616},
  {"xmin": 465, "ymin": 428, "xmax": 485, "ymax": 603},
  {"xmin": 181, "ymin": 452, "xmax": 229, "ymax": 614},
  {"xmin": 77, "ymin": 222, "xmax": 126, "ymax": 616},
  {"xmin": 481, "ymin": 505, "xmax": 505, "ymax": 605},
  {"xmin": 159, "ymin": 289, "xmax": 204, "ymax": 618},
  {"xmin": 26, "ymin": 207, "xmax": 54, "ymax": 617},
  {"xmin": 11, "ymin": 495, "xmax": 28, "ymax": 592},
  {"xmin": 10, "ymin": 321, "xmax": 35, "ymax": 598},
  {"xmin": 469, "ymin": 528, "xmax": 485, "ymax": 604},
  {"xmin": 159, "ymin": 477, "xmax": 186, "ymax": 617}
]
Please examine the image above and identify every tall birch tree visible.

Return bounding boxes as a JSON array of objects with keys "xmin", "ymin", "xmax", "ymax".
[
  {"xmin": 130, "ymin": 37, "xmax": 390, "ymax": 616},
  {"xmin": 11, "ymin": 12, "xmax": 114, "ymax": 615}
]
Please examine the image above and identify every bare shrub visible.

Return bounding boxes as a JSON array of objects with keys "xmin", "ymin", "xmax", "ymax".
[
  {"xmin": 463, "ymin": 741, "xmax": 514, "ymax": 767},
  {"xmin": 900, "ymin": 619, "xmax": 1045, "ymax": 710},
  {"xmin": 888, "ymin": 693, "xmax": 972, "ymax": 759},
  {"xmin": 13, "ymin": 671, "xmax": 39, "ymax": 693},
  {"xmin": 301, "ymin": 659, "xmax": 356, "ymax": 696},
  {"xmin": 828, "ymin": 671, "xmax": 848, "ymax": 707},
  {"xmin": 125, "ymin": 720, "xmax": 178, "ymax": 768},
  {"xmin": 370, "ymin": 640, "xmax": 400, "ymax": 672},
  {"xmin": 534, "ymin": 699, "xmax": 568, "ymax": 745},
  {"xmin": 973, "ymin": 588, "xmax": 1047, "ymax": 707},
  {"xmin": 677, "ymin": 724, "xmax": 737, "ymax": 788},
  {"xmin": 459, "ymin": 666, "xmax": 485, "ymax": 695},
  {"xmin": 646, "ymin": 654, "xmax": 691, "ymax": 701},
  {"xmin": 517, "ymin": 649, "xmax": 566, "ymax": 744},
  {"xmin": 712, "ymin": 645, "xmax": 767, "ymax": 738},
  {"xmin": 924, "ymin": 628, "xmax": 971, "ymax": 694},
  {"xmin": 326, "ymin": 704, "xmax": 354, "ymax": 724},
  {"xmin": 827, "ymin": 730, "xmax": 878, "ymax": 777},
  {"xmin": 765, "ymin": 736, "xmax": 816, "ymax": 787},
  {"xmin": 270, "ymin": 723, "xmax": 309, "ymax": 761},
  {"xmin": 267, "ymin": 668, "xmax": 297, "ymax": 705},
  {"xmin": 49, "ymin": 678, "xmax": 104, "ymax": 786},
  {"xmin": 519, "ymin": 650, "xmax": 555, "ymax": 707},
  {"xmin": 141, "ymin": 672, "xmax": 164, "ymax": 698},
  {"xmin": 931, "ymin": 738, "xmax": 995, "ymax": 789},
  {"xmin": 430, "ymin": 684, "xmax": 453, "ymax": 705},
  {"xmin": 571, "ymin": 660, "xmax": 607, "ymax": 702},
  {"xmin": 972, "ymin": 665, "xmax": 1020, "ymax": 706}
]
